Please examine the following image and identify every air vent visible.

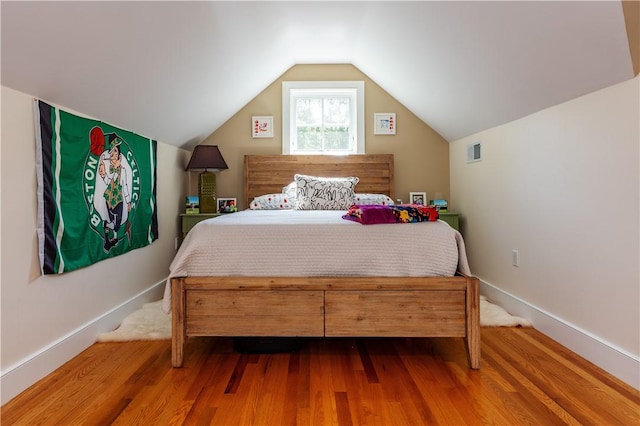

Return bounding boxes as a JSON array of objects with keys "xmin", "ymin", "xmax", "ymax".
[{"xmin": 467, "ymin": 141, "xmax": 482, "ymax": 163}]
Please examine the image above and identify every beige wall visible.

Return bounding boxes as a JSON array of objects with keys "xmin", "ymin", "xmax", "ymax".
[
  {"xmin": 193, "ymin": 64, "xmax": 449, "ymax": 209},
  {"xmin": 450, "ymin": 76, "xmax": 639, "ymax": 385},
  {"xmin": 0, "ymin": 86, "xmax": 189, "ymax": 403}
]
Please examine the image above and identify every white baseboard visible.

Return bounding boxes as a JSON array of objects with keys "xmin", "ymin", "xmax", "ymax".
[
  {"xmin": 0, "ymin": 280, "xmax": 166, "ymax": 405},
  {"xmin": 480, "ymin": 279, "xmax": 640, "ymax": 390}
]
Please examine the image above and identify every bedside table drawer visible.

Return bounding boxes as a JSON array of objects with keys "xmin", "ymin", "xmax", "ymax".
[{"xmin": 180, "ymin": 214, "xmax": 219, "ymax": 237}]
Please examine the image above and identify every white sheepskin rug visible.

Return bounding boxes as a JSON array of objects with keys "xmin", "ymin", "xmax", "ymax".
[
  {"xmin": 480, "ymin": 295, "xmax": 532, "ymax": 327},
  {"xmin": 97, "ymin": 300, "xmax": 171, "ymax": 342},
  {"xmin": 97, "ymin": 296, "xmax": 532, "ymax": 342}
]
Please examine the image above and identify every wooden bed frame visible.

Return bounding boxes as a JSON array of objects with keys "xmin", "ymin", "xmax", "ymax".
[{"xmin": 171, "ymin": 154, "xmax": 480, "ymax": 369}]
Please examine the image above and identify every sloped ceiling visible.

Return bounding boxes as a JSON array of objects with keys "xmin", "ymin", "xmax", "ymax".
[{"xmin": 1, "ymin": 1, "xmax": 634, "ymax": 149}]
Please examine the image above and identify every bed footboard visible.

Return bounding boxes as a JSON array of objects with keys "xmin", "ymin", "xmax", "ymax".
[{"xmin": 171, "ymin": 275, "xmax": 480, "ymax": 369}]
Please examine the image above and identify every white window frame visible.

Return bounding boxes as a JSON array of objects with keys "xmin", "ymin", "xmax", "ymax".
[{"xmin": 282, "ymin": 81, "xmax": 365, "ymax": 155}]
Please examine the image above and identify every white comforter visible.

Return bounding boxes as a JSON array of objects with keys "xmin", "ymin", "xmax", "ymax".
[{"xmin": 162, "ymin": 209, "xmax": 471, "ymax": 312}]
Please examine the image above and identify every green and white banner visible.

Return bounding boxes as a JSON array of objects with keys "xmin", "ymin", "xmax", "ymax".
[{"xmin": 34, "ymin": 100, "xmax": 158, "ymax": 274}]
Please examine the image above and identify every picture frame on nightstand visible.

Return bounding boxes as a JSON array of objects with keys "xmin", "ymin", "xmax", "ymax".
[
  {"xmin": 409, "ymin": 192, "xmax": 427, "ymax": 205},
  {"xmin": 185, "ymin": 195, "xmax": 200, "ymax": 214},
  {"xmin": 217, "ymin": 198, "xmax": 237, "ymax": 213},
  {"xmin": 430, "ymin": 199, "xmax": 448, "ymax": 212}
]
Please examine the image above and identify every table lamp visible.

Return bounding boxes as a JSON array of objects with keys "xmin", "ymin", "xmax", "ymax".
[{"xmin": 185, "ymin": 145, "xmax": 228, "ymax": 213}]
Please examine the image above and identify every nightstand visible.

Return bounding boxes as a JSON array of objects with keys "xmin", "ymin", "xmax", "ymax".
[
  {"xmin": 438, "ymin": 212, "xmax": 459, "ymax": 231},
  {"xmin": 180, "ymin": 213, "xmax": 219, "ymax": 239}
]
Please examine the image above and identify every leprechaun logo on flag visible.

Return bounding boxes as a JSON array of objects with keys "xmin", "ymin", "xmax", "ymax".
[{"xmin": 34, "ymin": 100, "xmax": 158, "ymax": 274}]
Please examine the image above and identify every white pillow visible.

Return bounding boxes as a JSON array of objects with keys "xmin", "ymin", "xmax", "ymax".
[
  {"xmin": 354, "ymin": 193, "xmax": 395, "ymax": 205},
  {"xmin": 249, "ymin": 193, "xmax": 294, "ymax": 210},
  {"xmin": 282, "ymin": 181, "xmax": 297, "ymax": 199},
  {"xmin": 294, "ymin": 174, "xmax": 359, "ymax": 210}
]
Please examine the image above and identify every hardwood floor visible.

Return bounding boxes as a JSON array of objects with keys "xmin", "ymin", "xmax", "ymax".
[{"xmin": 2, "ymin": 328, "xmax": 638, "ymax": 425}]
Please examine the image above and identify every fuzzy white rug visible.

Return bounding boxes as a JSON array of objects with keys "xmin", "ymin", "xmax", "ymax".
[
  {"xmin": 97, "ymin": 296, "xmax": 531, "ymax": 342},
  {"xmin": 97, "ymin": 301, "xmax": 171, "ymax": 342},
  {"xmin": 480, "ymin": 295, "xmax": 532, "ymax": 327}
]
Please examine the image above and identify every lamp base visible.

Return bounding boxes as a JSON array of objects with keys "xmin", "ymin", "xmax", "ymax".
[{"xmin": 199, "ymin": 172, "xmax": 216, "ymax": 213}]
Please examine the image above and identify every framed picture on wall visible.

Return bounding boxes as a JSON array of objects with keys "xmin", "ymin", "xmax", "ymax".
[
  {"xmin": 374, "ymin": 113, "xmax": 396, "ymax": 135},
  {"xmin": 252, "ymin": 116, "xmax": 274, "ymax": 138},
  {"xmin": 409, "ymin": 192, "xmax": 427, "ymax": 205}
]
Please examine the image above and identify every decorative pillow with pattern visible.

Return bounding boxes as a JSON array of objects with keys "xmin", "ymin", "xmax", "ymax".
[
  {"xmin": 249, "ymin": 193, "xmax": 294, "ymax": 210},
  {"xmin": 353, "ymin": 193, "xmax": 395, "ymax": 206},
  {"xmin": 294, "ymin": 174, "xmax": 359, "ymax": 210}
]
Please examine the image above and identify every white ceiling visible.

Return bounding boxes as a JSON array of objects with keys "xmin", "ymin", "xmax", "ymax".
[{"xmin": 1, "ymin": 1, "xmax": 634, "ymax": 149}]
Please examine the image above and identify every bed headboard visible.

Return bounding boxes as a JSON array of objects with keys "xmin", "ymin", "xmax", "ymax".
[{"xmin": 244, "ymin": 154, "xmax": 394, "ymax": 208}]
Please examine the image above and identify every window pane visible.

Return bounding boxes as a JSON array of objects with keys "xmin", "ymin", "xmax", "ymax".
[
  {"xmin": 295, "ymin": 98, "xmax": 322, "ymax": 126},
  {"xmin": 324, "ymin": 126, "xmax": 350, "ymax": 151},
  {"xmin": 295, "ymin": 126, "xmax": 322, "ymax": 152},
  {"xmin": 323, "ymin": 97, "xmax": 351, "ymax": 152},
  {"xmin": 323, "ymin": 97, "xmax": 350, "ymax": 127}
]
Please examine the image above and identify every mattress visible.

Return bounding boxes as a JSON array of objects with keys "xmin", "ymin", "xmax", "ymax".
[{"xmin": 162, "ymin": 209, "xmax": 471, "ymax": 312}]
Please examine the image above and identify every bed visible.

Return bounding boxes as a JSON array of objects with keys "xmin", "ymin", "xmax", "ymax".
[{"xmin": 167, "ymin": 154, "xmax": 480, "ymax": 369}]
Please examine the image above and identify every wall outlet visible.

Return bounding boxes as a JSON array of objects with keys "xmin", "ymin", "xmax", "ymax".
[{"xmin": 512, "ymin": 250, "xmax": 520, "ymax": 267}]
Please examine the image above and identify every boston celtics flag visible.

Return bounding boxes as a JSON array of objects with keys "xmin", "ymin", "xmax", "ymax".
[{"xmin": 34, "ymin": 100, "xmax": 158, "ymax": 274}]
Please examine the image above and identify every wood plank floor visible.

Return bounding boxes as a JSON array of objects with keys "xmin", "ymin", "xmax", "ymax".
[{"xmin": 2, "ymin": 328, "xmax": 638, "ymax": 425}]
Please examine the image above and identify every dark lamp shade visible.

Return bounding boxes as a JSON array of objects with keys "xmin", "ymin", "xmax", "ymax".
[{"xmin": 185, "ymin": 145, "xmax": 228, "ymax": 171}]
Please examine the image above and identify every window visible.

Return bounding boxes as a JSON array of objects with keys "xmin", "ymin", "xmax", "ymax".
[{"xmin": 282, "ymin": 81, "xmax": 365, "ymax": 155}]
